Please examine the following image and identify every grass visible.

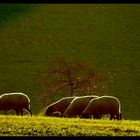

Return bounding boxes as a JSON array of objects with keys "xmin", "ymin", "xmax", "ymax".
[
  {"xmin": 0, "ymin": 4, "xmax": 139, "ymax": 120},
  {"xmin": 0, "ymin": 115, "xmax": 139, "ymax": 136}
]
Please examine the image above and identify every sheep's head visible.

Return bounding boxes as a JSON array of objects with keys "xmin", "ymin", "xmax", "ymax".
[{"xmin": 44, "ymin": 105, "xmax": 54, "ymax": 116}]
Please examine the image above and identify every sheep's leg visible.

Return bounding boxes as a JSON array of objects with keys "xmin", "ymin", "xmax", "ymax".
[
  {"xmin": 114, "ymin": 112, "xmax": 120, "ymax": 120},
  {"xmin": 21, "ymin": 109, "xmax": 23, "ymax": 116},
  {"xmin": 15, "ymin": 109, "xmax": 20, "ymax": 116},
  {"xmin": 98, "ymin": 114, "xmax": 102, "ymax": 119},
  {"xmin": 110, "ymin": 114, "xmax": 114, "ymax": 120},
  {"xmin": 119, "ymin": 112, "xmax": 122, "ymax": 120},
  {"xmin": 116, "ymin": 114, "xmax": 120, "ymax": 120},
  {"xmin": 94, "ymin": 114, "xmax": 101, "ymax": 119},
  {"xmin": 25, "ymin": 108, "xmax": 32, "ymax": 116}
]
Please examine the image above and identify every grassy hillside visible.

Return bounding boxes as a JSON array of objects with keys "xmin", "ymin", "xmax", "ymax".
[
  {"xmin": 0, "ymin": 4, "xmax": 139, "ymax": 119},
  {"xmin": 0, "ymin": 115, "xmax": 139, "ymax": 136}
]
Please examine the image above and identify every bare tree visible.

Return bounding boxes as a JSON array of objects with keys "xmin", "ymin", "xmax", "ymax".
[{"xmin": 39, "ymin": 56, "xmax": 110, "ymax": 106}]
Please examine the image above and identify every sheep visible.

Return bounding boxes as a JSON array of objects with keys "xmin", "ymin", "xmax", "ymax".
[
  {"xmin": 50, "ymin": 111, "xmax": 62, "ymax": 117},
  {"xmin": 0, "ymin": 92, "xmax": 32, "ymax": 116},
  {"xmin": 62, "ymin": 95, "xmax": 99, "ymax": 118},
  {"xmin": 44, "ymin": 96, "xmax": 76, "ymax": 117},
  {"xmin": 80, "ymin": 96, "xmax": 122, "ymax": 120}
]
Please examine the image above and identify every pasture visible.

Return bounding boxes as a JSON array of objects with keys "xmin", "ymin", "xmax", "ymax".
[
  {"xmin": 0, "ymin": 4, "xmax": 140, "ymax": 120},
  {"xmin": 0, "ymin": 115, "xmax": 139, "ymax": 136}
]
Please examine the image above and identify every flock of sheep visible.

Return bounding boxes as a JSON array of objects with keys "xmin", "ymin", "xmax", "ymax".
[{"xmin": 0, "ymin": 92, "xmax": 122, "ymax": 120}]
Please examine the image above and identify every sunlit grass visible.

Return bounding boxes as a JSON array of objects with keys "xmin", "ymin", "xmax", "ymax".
[{"xmin": 0, "ymin": 115, "xmax": 139, "ymax": 136}]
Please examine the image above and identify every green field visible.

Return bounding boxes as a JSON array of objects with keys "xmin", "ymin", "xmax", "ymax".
[
  {"xmin": 0, "ymin": 115, "xmax": 139, "ymax": 136},
  {"xmin": 0, "ymin": 4, "xmax": 140, "ymax": 120}
]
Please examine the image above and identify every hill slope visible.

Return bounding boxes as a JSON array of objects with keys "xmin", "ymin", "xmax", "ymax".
[{"xmin": 0, "ymin": 4, "xmax": 139, "ymax": 119}]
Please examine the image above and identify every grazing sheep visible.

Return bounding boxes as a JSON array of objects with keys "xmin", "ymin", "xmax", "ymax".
[
  {"xmin": 50, "ymin": 111, "xmax": 62, "ymax": 117},
  {"xmin": 44, "ymin": 96, "xmax": 76, "ymax": 117},
  {"xmin": 63, "ymin": 95, "xmax": 99, "ymax": 118},
  {"xmin": 0, "ymin": 92, "xmax": 32, "ymax": 116},
  {"xmin": 81, "ymin": 96, "xmax": 122, "ymax": 120}
]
